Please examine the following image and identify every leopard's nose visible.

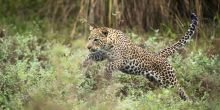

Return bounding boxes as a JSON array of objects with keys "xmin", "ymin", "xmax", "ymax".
[{"xmin": 87, "ymin": 45, "xmax": 92, "ymax": 50}]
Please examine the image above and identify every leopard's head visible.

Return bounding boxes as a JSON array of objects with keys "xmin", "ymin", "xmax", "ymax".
[{"xmin": 86, "ymin": 26, "xmax": 111, "ymax": 52}]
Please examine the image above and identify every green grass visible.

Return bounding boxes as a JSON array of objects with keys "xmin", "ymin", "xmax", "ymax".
[{"xmin": 0, "ymin": 18, "xmax": 220, "ymax": 110}]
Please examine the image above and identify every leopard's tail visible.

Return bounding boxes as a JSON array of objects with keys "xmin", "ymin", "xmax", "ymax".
[{"xmin": 157, "ymin": 13, "xmax": 198, "ymax": 58}]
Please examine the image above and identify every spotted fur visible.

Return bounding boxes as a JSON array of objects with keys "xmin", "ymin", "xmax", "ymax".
[{"xmin": 83, "ymin": 13, "xmax": 198, "ymax": 100}]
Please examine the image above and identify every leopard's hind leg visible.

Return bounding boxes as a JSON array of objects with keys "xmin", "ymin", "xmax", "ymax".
[
  {"xmin": 157, "ymin": 63, "xmax": 189, "ymax": 100},
  {"xmin": 176, "ymin": 83, "xmax": 189, "ymax": 101}
]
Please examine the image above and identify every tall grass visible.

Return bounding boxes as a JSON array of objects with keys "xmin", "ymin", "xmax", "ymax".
[{"xmin": 1, "ymin": 0, "xmax": 220, "ymax": 38}]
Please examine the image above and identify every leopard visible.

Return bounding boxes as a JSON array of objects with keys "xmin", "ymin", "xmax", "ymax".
[{"xmin": 83, "ymin": 13, "xmax": 198, "ymax": 100}]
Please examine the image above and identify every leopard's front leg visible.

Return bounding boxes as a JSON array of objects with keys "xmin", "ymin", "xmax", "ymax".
[
  {"xmin": 104, "ymin": 59, "xmax": 123, "ymax": 80},
  {"xmin": 82, "ymin": 50, "xmax": 107, "ymax": 67}
]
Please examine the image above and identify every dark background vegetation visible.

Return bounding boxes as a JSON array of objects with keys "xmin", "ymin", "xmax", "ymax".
[
  {"xmin": 1, "ymin": 0, "xmax": 220, "ymax": 36},
  {"xmin": 0, "ymin": 0, "xmax": 220, "ymax": 110}
]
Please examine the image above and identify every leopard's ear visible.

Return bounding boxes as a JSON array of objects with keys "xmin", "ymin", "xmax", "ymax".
[
  {"xmin": 89, "ymin": 25, "xmax": 94, "ymax": 31},
  {"xmin": 101, "ymin": 28, "xmax": 108, "ymax": 37},
  {"xmin": 89, "ymin": 24, "xmax": 98, "ymax": 31}
]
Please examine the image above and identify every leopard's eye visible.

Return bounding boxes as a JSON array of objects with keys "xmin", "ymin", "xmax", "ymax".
[
  {"xmin": 94, "ymin": 38, "xmax": 99, "ymax": 41},
  {"xmin": 88, "ymin": 37, "xmax": 91, "ymax": 40}
]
